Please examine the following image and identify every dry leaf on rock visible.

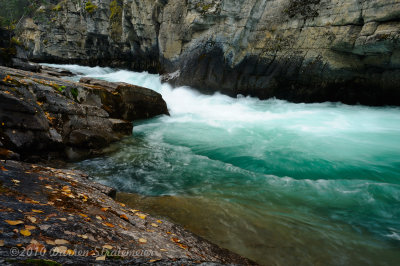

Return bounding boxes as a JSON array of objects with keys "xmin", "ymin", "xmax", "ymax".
[
  {"xmin": 103, "ymin": 222, "xmax": 115, "ymax": 228},
  {"xmin": 5, "ymin": 220, "xmax": 24, "ymax": 225},
  {"xmin": 136, "ymin": 213, "xmax": 147, "ymax": 219},
  {"xmin": 102, "ymin": 244, "xmax": 113, "ymax": 250},
  {"xmin": 24, "ymin": 225, "xmax": 36, "ymax": 230},
  {"xmin": 45, "ymin": 239, "xmax": 55, "ymax": 245},
  {"xmin": 20, "ymin": 229, "xmax": 31, "ymax": 236},
  {"xmin": 26, "ymin": 216, "xmax": 37, "ymax": 223},
  {"xmin": 54, "ymin": 239, "xmax": 69, "ymax": 245}
]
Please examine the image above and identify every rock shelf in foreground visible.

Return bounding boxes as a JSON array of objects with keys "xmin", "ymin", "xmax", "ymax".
[{"xmin": 0, "ymin": 160, "xmax": 255, "ymax": 265}]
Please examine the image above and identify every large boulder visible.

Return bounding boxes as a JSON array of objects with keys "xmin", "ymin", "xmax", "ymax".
[
  {"xmin": 0, "ymin": 66, "xmax": 169, "ymax": 161},
  {"xmin": 79, "ymin": 77, "xmax": 169, "ymax": 120}
]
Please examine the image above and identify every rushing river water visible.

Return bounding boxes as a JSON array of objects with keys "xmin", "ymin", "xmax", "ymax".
[{"xmin": 47, "ymin": 64, "xmax": 400, "ymax": 265}]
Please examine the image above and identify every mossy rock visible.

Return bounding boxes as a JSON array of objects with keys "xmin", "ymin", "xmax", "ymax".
[
  {"xmin": 85, "ymin": 1, "xmax": 98, "ymax": 13},
  {"xmin": 109, "ymin": 0, "xmax": 123, "ymax": 42}
]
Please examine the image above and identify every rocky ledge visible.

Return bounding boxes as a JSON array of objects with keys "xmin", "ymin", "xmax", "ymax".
[
  {"xmin": 0, "ymin": 66, "xmax": 169, "ymax": 161},
  {"xmin": 0, "ymin": 160, "xmax": 254, "ymax": 265}
]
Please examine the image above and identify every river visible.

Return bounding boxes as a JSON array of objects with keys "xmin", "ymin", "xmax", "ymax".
[{"xmin": 46, "ymin": 64, "xmax": 400, "ymax": 265}]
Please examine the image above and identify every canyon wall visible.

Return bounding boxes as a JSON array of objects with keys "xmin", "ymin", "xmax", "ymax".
[{"xmin": 20, "ymin": 0, "xmax": 400, "ymax": 105}]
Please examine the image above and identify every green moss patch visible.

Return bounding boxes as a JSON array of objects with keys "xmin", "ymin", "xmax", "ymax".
[
  {"xmin": 109, "ymin": 0, "xmax": 123, "ymax": 42},
  {"xmin": 85, "ymin": 1, "xmax": 98, "ymax": 13}
]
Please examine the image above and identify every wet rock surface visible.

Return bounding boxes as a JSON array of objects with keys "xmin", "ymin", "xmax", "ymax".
[
  {"xmin": 79, "ymin": 77, "xmax": 169, "ymax": 120},
  {"xmin": 0, "ymin": 66, "xmax": 168, "ymax": 161},
  {"xmin": 0, "ymin": 160, "xmax": 255, "ymax": 265}
]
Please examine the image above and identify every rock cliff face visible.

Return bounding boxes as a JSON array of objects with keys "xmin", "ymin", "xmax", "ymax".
[{"xmin": 19, "ymin": 0, "xmax": 400, "ymax": 105}]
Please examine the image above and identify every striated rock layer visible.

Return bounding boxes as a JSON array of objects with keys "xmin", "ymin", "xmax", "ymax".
[
  {"xmin": 20, "ymin": 0, "xmax": 400, "ymax": 105},
  {"xmin": 0, "ymin": 66, "xmax": 169, "ymax": 161}
]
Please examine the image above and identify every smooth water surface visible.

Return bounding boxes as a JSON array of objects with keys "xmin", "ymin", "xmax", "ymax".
[{"xmin": 47, "ymin": 64, "xmax": 400, "ymax": 265}]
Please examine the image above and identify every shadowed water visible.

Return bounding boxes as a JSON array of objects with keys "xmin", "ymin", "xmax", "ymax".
[{"xmin": 45, "ymin": 64, "xmax": 400, "ymax": 265}]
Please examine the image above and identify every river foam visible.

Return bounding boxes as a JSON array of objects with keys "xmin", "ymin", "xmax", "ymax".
[{"xmin": 45, "ymin": 64, "xmax": 400, "ymax": 265}]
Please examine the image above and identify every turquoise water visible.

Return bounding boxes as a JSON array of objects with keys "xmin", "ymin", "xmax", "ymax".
[{"xmin": 48, "ymin": 64, "xmax": 400, "ymax": 265}]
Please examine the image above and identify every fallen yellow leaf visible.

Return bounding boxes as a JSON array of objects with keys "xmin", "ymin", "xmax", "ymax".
[
  {"xmin": 96, "ymin": 255, "xmax": 106, "ymax": 261},
  {"xmin": 62, "ymin": 186, "xmax": 71, "ymax": 192},
  {"xmin": 27, "ymin": 216, "xmax": 37, "ymax": 223},
  {"xmin": 20, "ymin": 229, "xmax": 31, "ymax": 236},
  {"xmin": 156, "ymin": 220, "xmax": 163, "ymax": 224},
  {"xmin": 151, "ymin": 223, "xmax": 158, "ymax": 227},
  {"xmin": 103, "ymin": 222, "xmax": 115, "ymax": 228},
  {"xmin": 120, "ymin": 214, "xmax": 129, "ymax": 221},
  {"xmin": 45, "ymin": 239, "xmax": 55, "ymax": 245},
  {"xmin": 5, "ymin": 220, "xmax": 24, "ymax": 225},
  {"xmin": 78, "ymin": 234, "xmax": 88, "ymax": 239},
  {"xmin": 24, "ymin": 225, "xmax": 36, "ymax": 230},
  {"xmin": 0, "ymin": 240, "xmax": 4, "ymax": 246},
  {"xmin": 138, "ymin": 238, "xmax": 147, "ymax": 244},
  {"xmin": 135, "ymin": 213, "xmax": 147, "ymax": 219},
  {"xmin": 32, "ymin": 209, "xmax": 44, "ymax": 213},
  {"xmin": 54, "ymin": 239, "xmax": 69, "ymax": 245},
  {"xmin": 102, "ymin": 244, "xmax": 113, "ymax": 250},
  {"xmin": 171, "ymin": 237, "xmax": 180, "ymax": 243},
  {"xmin": 66, "ymin": 249, "xmax": 74, "ymax": 255},
  {"xmin": 101, "ymin": 207, "xmax": 109, "ymax": 212},
  {"xmin": 177, "ymin": 243, "xmax": 188, "ymax": 250}
]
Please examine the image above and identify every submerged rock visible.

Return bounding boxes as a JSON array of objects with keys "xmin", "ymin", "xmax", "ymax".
[
  {"xmin": 17, "ymin": 0, "xmax": 400, "ymax": 105},
  {"xmin": 0, "ymin": 66, "xmax": 169, "ymax": 161}
]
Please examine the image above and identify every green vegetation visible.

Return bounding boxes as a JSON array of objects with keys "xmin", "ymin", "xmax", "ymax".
[
  {"xmin": 0, "ymin": 0, "xmax": 49, "ymax": 29},
  {"xmin": 70, "ymin": 87, "xmax": 79, "ymax": 100},
  {"xmin": 109, "ymin": 0, "xmax": 122, "ymax": 41},
  {"xmin": 85, "ymin": 1, "xmax": 98, "ymax": 13},
  {"xmin": 10, "ymin": 37, "xmax": 21, "ymax": 46},
  {"xmin": 52, "ymin": 4, "xmax": 62, "ymax": 12},
  {"xmin": 57, "ymin": 85, "xmax": 66, "ymax": 93}
]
